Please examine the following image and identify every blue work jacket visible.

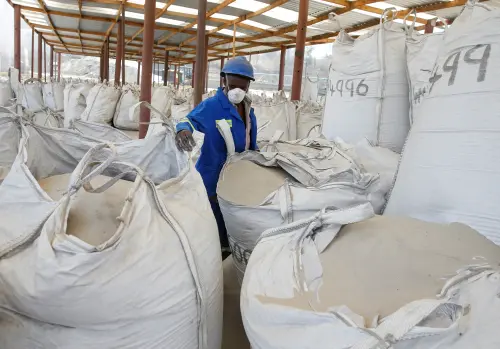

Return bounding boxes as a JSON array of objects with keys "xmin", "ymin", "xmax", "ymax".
[{"xmin": 176, "ymin": 87, "xmax": 258, "ymax": 197}]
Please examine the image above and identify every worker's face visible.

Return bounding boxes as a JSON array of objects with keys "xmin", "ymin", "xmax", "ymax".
[{"xmin": 223, "ymin": 74, "xmax": 250, "ymax": 94}]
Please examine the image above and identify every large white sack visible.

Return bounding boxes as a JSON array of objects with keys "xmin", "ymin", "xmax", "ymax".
[
  {"xmin": 80, "ymin": 83, "xmax": 120, "ymax": 124},
  {"xmin": 18, "ymin": 78, "xmax": 45, "ymax": 113},
  {"xmin": 0, "ymin": 112, "xmax": 21, "ymax": 181},
  {"xmin": 384, "ymin": 3, "xmax": 500, "ymax": 245},
  {"xmin": 253, "ymin": 100, "xmax": 297, "ymax": 142},
  {"xmin": 217, "ymin": 124, "xmax": 387, "ymax": 282},
  {"xmin": 63, "ymin": 82, "xmax": 93, "ymax": 127},
  {"xmin": 322, "ymin": 16, "xmax": 410, "ymax": 152},
  {"xmin": 31, "ymin": 110, "xmax": 64, "ymax": 128},
  {"xmin": 296, "ymin": 101, "xmax": 323, "ymax": 139},
  {"xmin": 405, "ymin": 27, "xmax": 443, "ymax": 124},
  {"xmin": 0, "ymin": 82, "xmax": 13, "ymax": 106},
  {"xmin": 113, "ymin": 87, "xmax": 140, "ymax": 130},
  {"xmin": 42, "ymin": 81, "xmax": 65, "ymax": 112},
  {"xmin": 0, "ymin": 125, "xmax": 222, "ymax": 349},
  {"xmin": 149, "ymin": 86, "xmax": 175, "ymax": 136},
  {"xmin": 242, "ymin": 205, "xmax": 500, "ymax": 349},
  {"xmin": 301, "ymin": 76, "xmax": 319, "ymax": 102},
  {"xmin": 171, "ymin": 100, "xmax": 194, "ymax": 123}
]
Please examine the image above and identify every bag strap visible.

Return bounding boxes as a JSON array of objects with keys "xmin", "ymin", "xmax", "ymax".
[{"xmin": 216, "ymin": 119, "xmax": 236, "ymax": 156}]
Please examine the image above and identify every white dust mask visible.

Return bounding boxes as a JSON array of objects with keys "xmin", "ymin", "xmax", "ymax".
[{"xmin": 227, "ymin": 88, "xmax": 246, "ymax": 104}]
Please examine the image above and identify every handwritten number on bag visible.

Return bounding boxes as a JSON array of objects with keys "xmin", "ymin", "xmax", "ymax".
[
  {"xmin": 430, "ymin": 44, "xmax": 491, "ymax": 92},
  {"xmin": 330, "ymin": 79, "xmax": 368, "ymax": 97}
]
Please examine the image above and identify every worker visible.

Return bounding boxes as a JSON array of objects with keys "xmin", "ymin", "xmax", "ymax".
[{"xmin": 175, "ymin": 57, "xmax": 258, "ymax": 252}]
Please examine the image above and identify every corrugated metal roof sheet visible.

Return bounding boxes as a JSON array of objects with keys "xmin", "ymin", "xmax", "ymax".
[{"xmin": 9, "ymin": 0, "xmax": 476, "ymax": 61}]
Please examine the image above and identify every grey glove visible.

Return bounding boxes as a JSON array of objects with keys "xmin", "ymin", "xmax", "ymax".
[{"xmin": 175, "ymin": 130, "xmax": 196, "ymax": 152}]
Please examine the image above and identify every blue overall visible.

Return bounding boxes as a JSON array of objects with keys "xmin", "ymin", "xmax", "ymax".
[{"xmin": 176, "ymin": 87, "xmax": 258, "ymax": 247}]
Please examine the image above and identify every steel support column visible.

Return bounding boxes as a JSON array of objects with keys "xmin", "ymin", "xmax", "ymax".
[
  {"xmin": 278, "ymin": 45, "xmax": 286, "ymax": 91},
  {"xmin": 191, "ymin": 62, "xmax": 195, "ymax": 88},
  {"xmin": 121, "ymin": 10, "xmax": 126, "ymax": 85},
  {"xmin": 424, "ymin": 19, "xmax": 435, "ymax": 33},
  {"xmin": 204, "ymin": 35, "xmax": 209, "ymax": 93},
  {"xmin": 104, "ymin": 39, "xmax": 109, "ymax": 81},
  {"xmin": 137, "ymin": 61, "xmax": 141, "ymax": 85},
  {"xmin": 57, "ymin": 53, "xmax": 61, "ymax": 81},
  {"xmin": 14, "ymin": 5, "xmax": 21, "ymax": 77},
  {"xmin": 44, "ymin": 41, "xmax": 47, "ymax": 82},
  {"xmin": 50, "ymin": 46, "xmax": 54, "ymax": 79},
  {"xmin": 31, "ymin": 29, "xmax": 34, "ymax": 78},
  {"xmin": 220, "ymin": 57, "xmax": 225, "ymax": 88},
  {"xmin": 194, "ymin": 0, "xmax": 207, "ymax": 106},
  {"xmin": 164, "ymin": 51, "xmax": 169, "ymax": 86},
  {"xmin": 174, "ymin": 65, "xmax": 178, "ymax": 88},
  {"xmin": 139, "ymin": 0, "xmax": 155, "ymax": 139},
  {"xmin": 38, "ymin": 34, "xmax": 42, "ymax": 79},
  {"xmin": 291, "ymin": 0, "xmax": 309, "ymax": 101},
  {"xmin": 115, "ymin": 20, "xmax": 123, "ymax": 85}
]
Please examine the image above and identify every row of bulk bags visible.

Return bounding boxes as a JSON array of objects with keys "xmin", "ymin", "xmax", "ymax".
[
  {"xmin": 241, "ymin": 203, "xmax": 500, "ymax": 349},
  {"xmin": 0, "ymin": 117, "xmax": 223, "ymax": 348},
  {"xmin": 113, "ymin": 85, "xmax": 140, "ymax": 130},
  {"xmin": 64, "ymin": 82, "xmax": 94, "ymax": 127},
  {"xmin": 80, "ymin": 82, "xmax": 120, "ymax": 124},
  {"xmin": 216, "ymin": 123, "xmax": 392, "ymax": 283},
  {"xmin": 296, "ymin": 101, "xmax": 323, "ymax": 139},
  {"xmin": 322, "ymin": 12, "xmax": 410, "ymax": 153},
  {"xmin": 42, "ymin": 81, "xmax": 65, "ymax": 112},
  {"xmin": 405, "ymin": 15, "xmax": 444, "ymax": 124},
  {"xmin": 385, "ymin": 2, "xmax": 500, "ymax": 245}
]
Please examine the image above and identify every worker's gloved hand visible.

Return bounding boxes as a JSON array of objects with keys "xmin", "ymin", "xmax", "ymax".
[{"xmin": 175, "ymin": 130, "xmax": 196, "ymax": 152}]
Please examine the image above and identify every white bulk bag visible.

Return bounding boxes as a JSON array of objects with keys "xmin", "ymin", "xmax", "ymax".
[
  {"xmin": 171, "ymin": 101, "xmax": 193, "ymax": 122},
  {"xmin": 0, "ymin": 111, "xmax": 21, "ymax": 180},
  {"xmin": 242, "ymin": 205, "xmax": 500, "ymax": 349},
  {"xmin": 322, "ymin": 13, "xmax": 410, "ymax": 152},
  {"xmin": 63, "ymin": 82, "xmax": 93, "ymax": 127},
  {"xmin": 80, "ymin": 83, "xmax": 120, "ymax": 124},
  {"xmin": 0, "ymin": 126, "xmax": 222, "ymax": 349},
  {"xmin": 31, "ymin": 110, "xmax": 64, "ymax": 128},
  {"xmin": 405, "ymin": 22, "xmax": 444, "ymax": 124},
  {"xmin": 253, "ymin": 100, "xmax": 297, "ymax": 142},
  {"xmin": 302, "ymin": 76, "xmax": 319, "ymax": 102},
  {"xmin": 42, "ymin": 81, "xmax": 65, "ymax": 112},
  {"xmin": 385, "ymin": 2, "xmax": 500, "ymax": 245},
  {"xmin": 113, "ymin": 87, "xmax": 140, "ymax": 130},
  {"xmin": 0, "ymin": 82, "xmax": 12, "ymax": 106},
  {"xmin": 296, "ymin": 101, "xmax": 323, "ymax": 139},
  {"xmin": 217, "ymin": 123, "xmax": 386, "ymax": 282},
  {"xmin": 151, "ymin": 86, "xmax": 174, "ymax": 120},
  {"xmin": 19, "ymin": 78, "xmax": 45, "ymax": 112}
]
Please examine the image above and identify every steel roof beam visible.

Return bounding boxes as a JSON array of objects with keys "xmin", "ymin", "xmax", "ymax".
[{"xmin": 36, "ymin": 0, "xmax": 69, "ymax": 51}]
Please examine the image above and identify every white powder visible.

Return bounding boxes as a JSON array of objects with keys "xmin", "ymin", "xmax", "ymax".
[
  {"xmin": 39, "ymin": 174, "xmax": 133, "ymax": 246},
  {"xmin": 218, "ymin": 160, "xmax": 290, "ymax": 206}
]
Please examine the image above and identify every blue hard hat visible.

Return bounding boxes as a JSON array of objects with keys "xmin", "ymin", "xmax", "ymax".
[{"xmin": 221, "ymin": 57, "xmax": 255, "ymax": 81}]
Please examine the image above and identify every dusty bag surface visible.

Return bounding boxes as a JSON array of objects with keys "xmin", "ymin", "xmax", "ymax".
[
  {"xmin": 0, "ymin": 113, "xmax": 20, "ymax": 181},
  {"xmin": 242, "ymin": 205, "xmax": 500, "ymax": 349},
  {"xmin": 322, "ymin": 14, "xmax": 410, "ymax": 152},
  {"xmin": 296, "ymin": 101, "xmax": 323, "ymax": 139},
  {"xmin": 42, "ymin": 81, "xmax": 65, "ymax": 112},
  {"xmin": 63, "ymin": 82, "xmax": 93, "ymax": 127},
  {"xmin": 113, "ymin": 87, "xmax": 140, "ymax": 130},
  {"xmin": 19, "ymin": 79, "xmax": 45, "ymax": 113},
  {"xmin": 253, "ymin": 101, "xmax": 297, "ymax": 142},
  {"xmin": 0, "ymin": 129, "xmax": 222, "ymax": 348},
  {"xmin": 80, "ymin": 83, "xmax": 120, "ymax": 124},
  {"xmin": 385, "ymin": 3, "xmax": 500, "ymax": 245}
]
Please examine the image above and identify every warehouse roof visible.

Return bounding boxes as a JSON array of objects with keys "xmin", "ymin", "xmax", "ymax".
[{"xmin": 5, "ymin": 0, "xmax": 488, "ymax": 65}]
